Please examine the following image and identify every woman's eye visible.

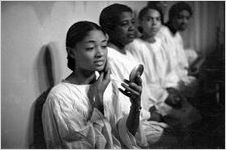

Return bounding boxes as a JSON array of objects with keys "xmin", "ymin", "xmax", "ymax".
[
  {"xmin": 86, "ymin": 47, "xmax": 94, "ymax": 51},
  {"xmin": 121, "ymin": 23, "xmax": 128, "ymax": 26},
  {"xmin": 146, "ymin": 17, "xmax": 152, "ymax": 21},
  {"xmin": 101, "ymin": 45, "xmax": 107, "ymax": 49},
  {"xmin": 178, "ymin": 15, "xmax": 183, "ymax": 19},
  {"xmin": 119, "ymin": 21, "xmax": 129, "ymax": 26}
]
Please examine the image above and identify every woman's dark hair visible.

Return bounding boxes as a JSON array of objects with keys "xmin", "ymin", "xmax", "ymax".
[
  {"xmin": 99, "ymin": 3, "xmax": 132, "ymax": 38},
  {"xmin": 168, "ymin": 2, "xmax": 192, "ymax": 21},
  {"xmin": 66, "ymin": 21, "xmax": 106, "ymax": 71}
]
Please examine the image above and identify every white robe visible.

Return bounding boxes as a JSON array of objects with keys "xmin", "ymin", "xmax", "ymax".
[
  {"xmin": 126, "ymin": 39, "xmax": 177, "ymax": 116},
  {"xmin": 42, "ymin": 81, "xmax": 139, "ymax": 149},
  {"xmin": 107, "ymin": 46, "xmax": 152, "ymax": 118},
  {"xmin": 184, "ymin": 48, "xmax": 199, "ymax": 66},
  {"xmin": 107, "ymin": 46, "xmax": 172, "ymax": 147},
  {"xmin": 127, "ymin": 38, "xmax": 181, "ymax": 88},
  {"xmin": 125, "ymin": 36, "xmax": 198, "ymax": 116},
  {"xmin": 157, "ymin": 26, "xmax": 189, "ymax": 79},
  {"xmin": 157, "ymin": 26, "xmax": 197, "ymax": 97},
  {"xmin": 157, "ymin": 26, "xmax": 196, "ymax": 78}
]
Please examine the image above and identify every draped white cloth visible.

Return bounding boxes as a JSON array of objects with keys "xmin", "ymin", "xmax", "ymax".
[
  {"xmin": 127, "ymin": 38, "xmax": 181, "ymax": 89},
  {"xmin": 107, "ymin": 46, "xmax": 153, "ymax": 118},
  {"xmin": 157, "ymin": 26, "xmax": 198, "ymax": 97},
  {"xmin": 107, "ymin": 46, "xmax": 174, "ymax": 147},
  {"xmin": 126, "ymin": 38, "xmax": 181, "ymax": 116},
  {"xmin": 184, "ymin": 48, "xmax": 198, "ymax": 66},
  {"xmin": 42, "ymin": 81, "xmax": 139, "ymax": 149},
  {"xmin": 157, "ymin": 26, "xmax": 189, "ymax": 80},
  {"xmin": 123, "ymin": 35, "xmax": 201, "ymax": 147}
]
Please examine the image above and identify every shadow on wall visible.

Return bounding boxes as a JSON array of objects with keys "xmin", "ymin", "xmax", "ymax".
[
  {"xmin": 37, "ymin": 43, "xmax": 56, "ymax": 93},
  {"xmin": 29, "ymin": 43, "xmax": 57, "ymax": 148}
]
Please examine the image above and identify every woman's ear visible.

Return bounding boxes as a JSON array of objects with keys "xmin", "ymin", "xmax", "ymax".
[
  {"xmin": 66, "ymin": 47, "xmax": 75, "ymax": 58},
  {"xmin": 105, "ymin": 33, "xmax": 109, "ymax": 41}
]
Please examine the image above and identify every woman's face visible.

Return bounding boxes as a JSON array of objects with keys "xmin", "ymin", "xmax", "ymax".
[
  {"xmin": 141, "ymin": 9, "xmax": 162, "ymax": 38},
  {"xmin": 114, "ymin": 11, "xmax": 136, "ymax": 46},
  {"xmin": 173, "ymin": 10, "xmax": 191, "ymax": 31},
  {"xmin": 72, "ymin": 30, "xmax": 108, "ymax": 72}
]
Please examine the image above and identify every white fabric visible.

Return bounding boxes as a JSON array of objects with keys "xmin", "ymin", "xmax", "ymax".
[
  {"xmin": 146, "ymin": 38, "xmax": 170, "ymax": 84},
  {"xmin": 107, "ymin": 47, "xmax": 151, "ymax": 119},
  {"xmin": 42, "ymin": 81, "xmax": 139, "ymax": 149},
  {"xmin": 126, "ymin": 39, "xmax": 173, "ymax": 114},
  {"xmin": 107, "ymin": 46, "xmax": 171, "ymax": 148},
  {"xmin": 126, "ymin": 38, "xmax": 185, "ymax": 119},
  {"xmin": 127, "ymin": 38, "xmax": 180, "ymax": 89},
  {"xmin": 157, "ymin": 26, "xmax": 197, "ymax": 90},
  {"xmin": 184, "ymin": 48, "xmax": 198, "ymax": 66},
  {"xmin": 157, "ymin": 26, "xmax": 189, "ymax": 80}
]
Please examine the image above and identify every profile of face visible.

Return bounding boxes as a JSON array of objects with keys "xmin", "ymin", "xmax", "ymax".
[
  {"xmin": 70, "ymin": 29, "xmax": 108, "ymax": 72},
  {"xmin": 174, "ymin": 10, "xmax": 191, "ymax": 31},
  {"xmin": 140, "ymin": 9, "xmax": 162, "ymax": 38},
  {"xmin": 113, "ymin": 11, "xmax": 136, "ymax": 46}
]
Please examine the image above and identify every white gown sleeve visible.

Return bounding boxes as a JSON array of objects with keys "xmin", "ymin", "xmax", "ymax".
[
  {"xmin": 184, "ymin": 48, "xmax": 198, "ymax": 66},
  {"xmin": 109, "ymin": 81, "xmax": 140, "ymax": 149},
  {"xmin": 42, "ymin": 94, "xmax": 116, "ymax": 149},
  {"xmin": 127, "ymin": 40, "xmax": 169, "ymax": 106},
  {"xmin": 42, "ymin": 81, "xmax": 142, "ymax": 149}
]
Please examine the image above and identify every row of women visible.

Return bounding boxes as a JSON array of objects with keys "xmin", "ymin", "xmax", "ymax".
[{"xmin": 42, "ymin": 2, "xmax": 202, "ymax": 149}]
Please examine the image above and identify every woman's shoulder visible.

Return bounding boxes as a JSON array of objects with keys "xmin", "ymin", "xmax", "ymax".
[
  {"xmin": 130, "ymin": 38, "xmax": 146, "ymax": 46},
  {"xmin": 107, "ymin": 46, "xmax": 121, "ymax": 57},
  {"xmin": 154, "ymin": 37, "xmax": 162, "ymax": 45},
  {"xmin": 46, "ymin": 82, "xmax": 87, "ymax": 104},
  {"xmin": 107, "ymin": 46, "xmax": 134, "ymax": 64},
  {"xmin": 48, "ymin": 82, "xmax": 72, "ymax": 96},
  {"xmin": 157, "ymin": 25, "xmax": 171, "ymax": 38},
  {"xmin": 107, "ymin": 46, "xmax": 129, "ymax": 61},
  {"xmin": 159, "ymin": 25, "xmax": 170, "ymax": 33},
  {"xmin": 126, "ymin": 38, "xmax": 148, "ymax": 53}
]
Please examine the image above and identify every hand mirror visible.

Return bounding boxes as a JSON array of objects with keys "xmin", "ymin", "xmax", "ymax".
[{"xmin": 129, "ymin": 64, "xmax": 144, "ymax": 82}]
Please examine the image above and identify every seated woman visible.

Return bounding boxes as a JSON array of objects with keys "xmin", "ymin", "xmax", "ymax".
[
  {"xmin": 127, "ymin": 5, "xmax": 181, "ymax": 111},
  {"xmin": 156, "ymin": 2, "xmax": 200, "ymax": 98},
  {"xmin": 131, "ymin": 4, "xmax": 200, "ymax": 106},
  {"xmin": 99, "ymin": 3, "xmax": 149, "ymax": 118},
  {"xmin": 128, "ymin": 4, "xmax": 201, "ymax": 147},
  {"xmin": 99, "ymin": 3, "xmax": 180, "ymax": 148},
  {"xmin": 139, "ymin": 5, "xmax": 181, "ymax": 88},
  {"xmin": 42, "ymin": 21, "xmax": 142, "ymax": 149}
]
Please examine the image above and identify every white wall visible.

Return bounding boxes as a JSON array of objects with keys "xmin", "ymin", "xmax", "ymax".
[{"xmin": 1, "ymin": 1, "xmax": 147, "ymax": 148}]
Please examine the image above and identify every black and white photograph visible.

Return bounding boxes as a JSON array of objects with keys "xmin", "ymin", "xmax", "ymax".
[{"xmin": 1, "ymin": 1, "xmax": 225, "ymax": 149}]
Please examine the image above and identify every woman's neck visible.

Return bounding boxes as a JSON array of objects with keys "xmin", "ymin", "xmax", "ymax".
[
  {"xmin": 66, "ymin": 68, "xmax": 96, "ymax": 85},
  {"xmin": 142, "ymin": 33, "xmax": 156, "ymax": 43},
  {"xmin": 108, "ymin": 42, "xmax": 126, "ymax": 54}
]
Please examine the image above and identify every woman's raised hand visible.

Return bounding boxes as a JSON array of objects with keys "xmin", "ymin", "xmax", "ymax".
[
  {"xmin": 120, "ymin": 75, "xmax": 142, "ymax": 136},
  {"xmin": 88, "ymin": 62, "xmax": 111, "ymax": 113},
  {"xmin": 119, "ymin": 75, "xmax": 142, "ymax": 107}
]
